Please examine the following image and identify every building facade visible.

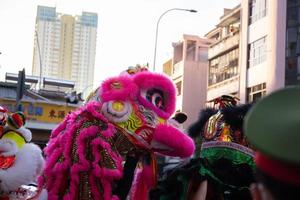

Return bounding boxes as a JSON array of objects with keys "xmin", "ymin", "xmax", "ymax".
[
  {"xmin": 239, "ymin": 0, "xmax": 278, "ymax": 103},
  {"xmin": 206, "ymin": 0, "xmax": 296, "ymax": 103},
  {"xmin": 285, "ymin": 0, "xmax": 300, "ymax": 86},
  {"xmin": 205, "ymin": 6, "xmax": 241, "ymax": 102},
  {"xmin": 32, "ymin": 6, "xmax": 98, "ymax": 93},
  {"xmin": 163, "ymin": 34, "xmax": 211, "ymax": 129},
  {"xmin": 0, "ymin": 81, "xmax": 80, "ymax": 148}
]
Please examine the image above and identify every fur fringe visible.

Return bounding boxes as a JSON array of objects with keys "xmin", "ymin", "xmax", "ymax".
[
  {"xmin": 188, "ymin": 108, "xmax": 217, "ymax": 138},
  {"xmin": 221, "ymin": 103, "xmax": 253, "ymax": 131},
  {"xmin": 40, "ymin": 102, "xmax": 123, "ymax": 200},
  {"xmin": 0, "ymin": 143, "xmax": 44, "ymax": 192}
]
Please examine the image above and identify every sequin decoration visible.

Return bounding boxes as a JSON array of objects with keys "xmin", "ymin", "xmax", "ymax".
[
  {"xmin": 203, "ymin": 111, "xmax": 223, "ymax": 140},
  {"xmin": 85, "ymin": 138, "xmax": 93, "ymax": 162},
  {"xmin": 111, "ymin": 129, "xmax": 138, "ymax": 157},
  {"xmin": 203, "ymin": 111, "xmax": 233, "ymax": 142},
  {"xmin": 78, "ymin": 172, "xmax": 92, "ymax": 200},
  {"xmin": 71, "ymin": 129, "xmax": 81, "ymax": 164},
  {"xmin": 99, "ymin": 149, "xmax": 117, "ymax": 169},
  {"xmin": 71, "ymin": 118, "xmax": 108, "ymax": 164}
]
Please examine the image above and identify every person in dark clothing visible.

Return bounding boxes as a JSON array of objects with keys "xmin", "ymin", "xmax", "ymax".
[{"xmin": 245, "ymin": 87, "xmax": 300, "ymax": 200}]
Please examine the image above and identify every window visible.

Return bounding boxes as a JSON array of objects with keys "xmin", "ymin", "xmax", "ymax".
[
  {"xmin": 208, "ymin": 48, "xmax": 239, "ymax": 85},
  {"xmin": 247, "ymin": 83, "xmax": 266, "ymax": 102},
  {"xmin": 285, "ymin": 1, "xmax": 300, "ymax": 86},
  {"xmin": 286, "ymin": 27, "xmax": 300, "ymax": 57},
  {"xmin": 249, "ymin": 0, "xmax": 267, "ymax": 24},
  {"xmin": 186, "ymin": 40, "xmax": 196, "ymax": 61},
  {"xmin": 198, "ymin": 47, "xmax": 208, "ymax": 62},
  {"xmin": 287, "ymin": 6, "xmax": 300, "ymax": 26},
  {"xmin": 248, "ymin": 36, "xmax": 267, "ymax": 68},
  {"xmin": 285, "ymin": 57, "xmax": 300, "ymax": 85},
  {"xmin": 287, "ymin": 0, "xmax": 300, "ymax": 8}
]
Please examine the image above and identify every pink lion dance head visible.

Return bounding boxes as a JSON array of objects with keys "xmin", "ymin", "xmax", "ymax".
[{"xmin": 39, "ymin": 67, "xmax": 195, "ymax": 200}]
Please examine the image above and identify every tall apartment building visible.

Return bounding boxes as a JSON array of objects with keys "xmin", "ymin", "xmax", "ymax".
[
  {"xmin": 206, "ymin": 0, "xmax": 298, "ymax": 104},
  {"xmin": 32, "ymin": 6, "xmax": 98, "ymax": 93},
  {"xmin": 239, "ymin": 0, "xmax": 286, "ymax": 103},
  {"xmin": 205, "ymin": 6, "xmax": 241, "ymax": 102},
  {"xmin": 163, "ymin": 34, "xmax": 211, "ymax": 129}
]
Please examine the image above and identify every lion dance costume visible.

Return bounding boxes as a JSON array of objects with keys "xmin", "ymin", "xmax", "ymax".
[
  {"xmin": 150, "ymin": 95, "xmax": 255, "ymax": 200},
  {"xmin": 0, "ymin": 106, "xmax": 44, "ymax": 200},
  {"xmin": 38, "ymin": 68, "xmax": 195, "ymax": 200}
]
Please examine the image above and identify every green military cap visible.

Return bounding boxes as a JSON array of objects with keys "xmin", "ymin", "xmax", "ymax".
[{"xmin": 245, "ymin": 87, "xmax": 300, "ymax": 165}]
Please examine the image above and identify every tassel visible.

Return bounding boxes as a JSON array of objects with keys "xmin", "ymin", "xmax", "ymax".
[{"xmin": 150, "ymin": 152, "xmax": 158, "ymax": 186}]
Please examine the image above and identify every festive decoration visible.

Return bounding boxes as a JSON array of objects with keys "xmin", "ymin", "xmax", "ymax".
[
  {"xmin": 0, "ymin": 108, "xmax": 45, "ymax": 200},
  {"xmin": 150, "ymin": 95, "xmax": 255, "ymax": 200},
  {"xmin": 38, "ymin": 67, "xmax": 195, "ymax": 200}
]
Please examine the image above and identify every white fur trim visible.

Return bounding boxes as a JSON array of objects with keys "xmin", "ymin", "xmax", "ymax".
[
  {"xmin": 0, "ymin": 143, "xmax": 44, "ymax": 192},
  {"xmin": 16, "ymin": 127, "xmax": 32, "ymax": 142},
  {"xmin": 0, "ymin": 139, "xmax": 18, "ymax": 156}
]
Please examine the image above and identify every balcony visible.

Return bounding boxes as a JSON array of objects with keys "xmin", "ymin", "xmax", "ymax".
[
  {"xmin": 208, "ymin": 58, "xmax": 239, "ymax": 86},
  {"xmin": 172, "ymin": 61, "xmax": 183, "ymax": 78},
  {"xmin": 208, "ymin": 32, "xmax": 239, "ymax": 59}
]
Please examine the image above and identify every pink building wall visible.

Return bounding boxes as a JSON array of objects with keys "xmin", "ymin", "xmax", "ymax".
[{"xmin": 167, "ymin": 35, "xmax": 211, "ymax": 129}]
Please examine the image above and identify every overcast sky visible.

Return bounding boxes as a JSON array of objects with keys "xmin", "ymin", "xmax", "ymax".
[{"xmin": 0, "ymin": 0, "xmax": 240, "ymax": 88}]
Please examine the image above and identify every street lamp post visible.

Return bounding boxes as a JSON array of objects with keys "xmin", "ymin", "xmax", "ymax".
[
  {"xmin": 153, "ymin": 8, "xmax": 197, "ymax": 71},
  {"xmin": 35, "ymin": 30, "xmax": 43, "ymax": 90}
]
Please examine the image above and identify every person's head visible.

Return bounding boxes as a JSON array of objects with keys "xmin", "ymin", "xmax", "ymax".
[
  {"xmin": 245, "ymin": 87, "xmax": 300, "ymax": 200},
  {"xmin": 251, "ymin": 168, "xmax": 300, "ymax": 200}
]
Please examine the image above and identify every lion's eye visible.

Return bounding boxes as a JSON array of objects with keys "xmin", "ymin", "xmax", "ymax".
[{"xmin": 143, "ymin": 89, "xmax": 165, "ymax": 110}]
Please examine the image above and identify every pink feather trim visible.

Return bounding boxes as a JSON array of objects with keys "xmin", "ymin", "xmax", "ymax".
[
  {"xmin": 100, "ymin": 75, "xmax": 139, "ymax": 102},
  {"xmin": 39, "ymin": 102, "xmax": 124, "ymax": 200},
  {"xmin": 131, "ymin": 165, "xmax": 155, "ymax": 200},
  {"xmin": 153, "ymin": 124, "xmax": 195, "ymax": 157},
  {"xmin": 133, "ymin": 72, "xmax": 176, "ymax": 119}
]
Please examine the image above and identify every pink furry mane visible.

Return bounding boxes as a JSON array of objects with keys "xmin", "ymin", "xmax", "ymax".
[
  {"xmin": 99, "ymin": 75, "xmax": 139, "ymax": 102},
  {"xmin": 133, "ymin": 72, "xmax": 176, "ymax": 119}
]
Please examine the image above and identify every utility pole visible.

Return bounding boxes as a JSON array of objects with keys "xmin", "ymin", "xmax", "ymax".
[
  {"xmin": 35, "ymin": 30, "xmax": 43, "ymax": 89},
  {"xmin": 16, "ymin": 68, "xmax": 26, "ymax": 111}
]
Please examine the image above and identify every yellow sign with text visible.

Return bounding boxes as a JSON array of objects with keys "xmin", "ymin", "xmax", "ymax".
[{"xmin": 0, "ymin": 99, "xmax": 78, "ymax": 124}]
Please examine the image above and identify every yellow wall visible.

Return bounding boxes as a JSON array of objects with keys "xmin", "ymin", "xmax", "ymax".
[
  {"xmin": 0, "ymin": 99, "xmax": 77, "ymax": 124},
  {"xmin": 59, "ymin": 15, "xmax": 75, "ymax": 80},
  {"xmin": 163, "ymin": 59, "xmax": 173, "ymax": 76}
]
